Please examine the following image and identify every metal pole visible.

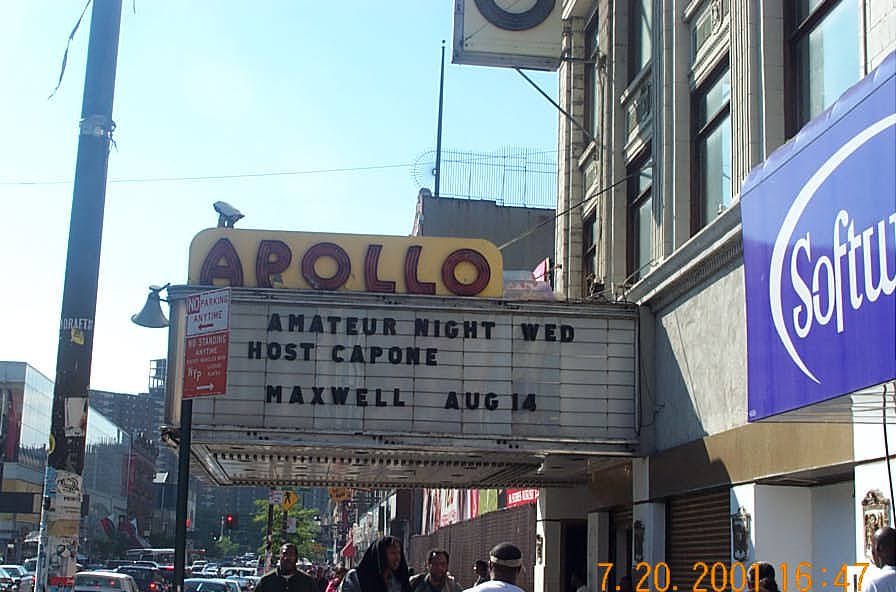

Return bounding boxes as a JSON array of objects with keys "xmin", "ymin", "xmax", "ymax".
[
  {"xmin": 433, "ymin": 40, "xmax": 446, "ymax": 199},
  {"xmin": 36, "ymin": 2, "xmax": 122, "ymax": 592},
  {"xmin": 173, "ymin": 399, "xmax": 192, "ymax": 592},
  {"xmin": 263, "ymin": 502, "xmax": 274, "ymax": 573}
]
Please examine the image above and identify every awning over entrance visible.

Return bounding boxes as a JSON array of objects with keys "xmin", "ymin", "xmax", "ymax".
[
  {"xmin": 165, "ymin": 287, "xmax": 640, "ymax": 487},
  {"xmin": 184, "ymin": 435, "xmax": 626, "ymax": 488},
  {"xmin": 741, "ymin": 50, "xmax": 895, "ymax": 422}
]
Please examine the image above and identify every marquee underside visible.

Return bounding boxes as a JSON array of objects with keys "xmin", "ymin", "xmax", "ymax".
[{"xmin": 177, "ymin": 428, "xmax": 636, "ymax": 488}]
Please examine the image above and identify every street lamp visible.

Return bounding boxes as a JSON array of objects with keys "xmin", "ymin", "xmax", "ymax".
[
  {"xmin": 132, "ymin": 202, "xmax": 242, "ymax": 592},
  {"xmin": 133, "ymin": 284, "xmax": 191, "ymax": 592}
]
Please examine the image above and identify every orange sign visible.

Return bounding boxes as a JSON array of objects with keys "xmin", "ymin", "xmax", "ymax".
[
  {"xmin": 188, "ymin": 229, "xmax": 503, "ymax": 297},
  {"xmin": 328, "ymin": 487, "xmax": 350, "ymax": 502}
]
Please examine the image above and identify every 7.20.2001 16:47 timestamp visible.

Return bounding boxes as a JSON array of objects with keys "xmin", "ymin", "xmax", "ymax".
[{"xmin": 597, "ymin": 561, "xmax": 872, "ymax": 592}]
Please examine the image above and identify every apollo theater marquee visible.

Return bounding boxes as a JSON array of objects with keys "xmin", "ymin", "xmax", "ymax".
[{"xmin": 164, "ymin": 228, "xmax": 639, "ymax": 488}]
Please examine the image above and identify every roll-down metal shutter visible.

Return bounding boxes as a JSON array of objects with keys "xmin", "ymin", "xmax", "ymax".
[
  {"xmin": 666, "ymin": 490, "xmax": 731, "ymax": 592},
  {"xmin": 610, "ymin": 507, "xmax": 633, "ymax": 581},
  {"xmin": 409, "ymin": 504, "xmax": 535, "ymax": 591}
]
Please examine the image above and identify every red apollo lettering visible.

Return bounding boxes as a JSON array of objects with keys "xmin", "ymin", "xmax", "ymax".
[
  {"xmin": 256, "ymin": 240, "xmax": 292, "ymax": 288},
  {"xmin": 199, "ymin": 238, "xmax": 244, "ymax": 286},
  {"xmin": 441, "ymin": 248, "xmax": 491, "ymax": 296},
  {"xmin": 364, "ymin": 244, "xmax": 396, "ymax": 293},
  {"xmin": 302, "ymin": 242, "xmax": 351, "ymax": 290}
]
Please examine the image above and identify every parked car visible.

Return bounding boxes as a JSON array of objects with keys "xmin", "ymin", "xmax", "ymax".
[
  {"xmin": 132, "ymin": 562, "xmax": 160, "ymax": 570},
  {"xmin": 18, "ymin": 561, "xmax": 35, "ymax": 580},
  {"xmin": 115, "ymin": 566, "xmax": 169, "ymax": 592},
  {"xmin": 223, "ymin": 576, "xmax": 255, "ymax": 592},
  {"xmin": 184, "ymin": 579, "xmax": 239, "ymax": 592},
  {"xmin": 74, "ymin": 572, "xmax": 140, "ymax": 592},
  {"xmin": 0, "ymin": 568, "xmax": 17, "ymax": 592},
  {"xmin": 0, "ymin": 565, "xmax": 31, "ymax": 592},
  {"xmin": 189, "ymin": 561, "xmax": 207, "ymax": 575},
  {"xmin": 198, "ymin": 565, "xmax": 220, "ymax": 577},
  {"xmin": 219, "ymin": 568, "xmax": 255, "ymax": 579}
]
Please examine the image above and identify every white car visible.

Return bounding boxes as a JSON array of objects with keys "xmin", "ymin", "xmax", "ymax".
[
  {"xmin": 74, "ymin": 572, "xmax": 140, "ymax": 592},
  {"xmin": 0, "ymin": 566, "xmax": 31, "ymax": 592}
]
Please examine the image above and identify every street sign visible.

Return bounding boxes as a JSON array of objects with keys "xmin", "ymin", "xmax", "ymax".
[
  {"xmin": 268, "ymin": 490, "xmax": 284, "ymax": 504},
  {"xmin": 328, "ymin": 487, "xmax": 350, "ymax": 502},
  {"xmin": 183, "ymin": 288, "xmax": 231, "ymax": 398},
  {"xmin": 281, "ymin": 491, "xmax": 298, "ymax": 511}
]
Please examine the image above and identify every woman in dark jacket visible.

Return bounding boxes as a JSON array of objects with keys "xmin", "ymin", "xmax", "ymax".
[{"xmin": 339, "ymin": 536, "xmax": 410, "ymax": 592}]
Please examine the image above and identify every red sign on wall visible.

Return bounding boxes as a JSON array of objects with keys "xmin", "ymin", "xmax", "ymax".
[
  {"xmin": 183, "ymin": 289, "xmax": 230, "ymax": 398},
  {"xmin": 505, "ymin": 488, "xmax": 539, "ymax": 508}
]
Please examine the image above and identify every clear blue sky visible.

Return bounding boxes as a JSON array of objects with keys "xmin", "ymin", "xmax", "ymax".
[{"xmin": 0, "ymin": 1, "xmax": 558, "ymax": 394}]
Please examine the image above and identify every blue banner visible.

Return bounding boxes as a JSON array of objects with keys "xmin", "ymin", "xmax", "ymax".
[{"xmin": 741, "ymin": 51, "xmax": 896, "ymax": 421}]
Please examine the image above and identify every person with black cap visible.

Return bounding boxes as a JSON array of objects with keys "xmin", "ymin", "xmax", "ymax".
[
  {"xmin": 462, "ymin": 542, "xmax": 525, "ymax": 592},
  {"xmin": 340, "ymin": 536, "xmax": 410, "ymax": 592}
]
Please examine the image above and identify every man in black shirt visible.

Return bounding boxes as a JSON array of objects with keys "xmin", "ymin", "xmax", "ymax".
[{"xmin": 256, "ymin": 543, "xmax": 316, "ymax": 592}]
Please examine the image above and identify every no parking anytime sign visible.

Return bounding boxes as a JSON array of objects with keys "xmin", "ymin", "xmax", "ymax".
[{"xmin": 183, "ymin": 288, "xmax": 231, "ymax": 398}]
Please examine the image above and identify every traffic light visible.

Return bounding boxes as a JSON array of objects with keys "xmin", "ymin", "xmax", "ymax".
[{"xmin": 225, "ymin": 514, "xmax": 237, "ymax": 530}]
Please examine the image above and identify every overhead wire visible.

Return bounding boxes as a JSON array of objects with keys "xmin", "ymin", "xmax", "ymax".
[
  {"xmin": 0, "ymin": 162, "xmax": 415, "ymax": 186},
  {"xmin": 497, "ymin": 168, "xmax": 642, "ymax": 251}
]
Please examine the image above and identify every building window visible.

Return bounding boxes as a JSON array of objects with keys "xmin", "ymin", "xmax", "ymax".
[
  {"xmin": 584, "ymin": 11, "xmax": 601, "ymax": 140},
  {"xmin": 583, "ymin": 209, "xmax": 597, "ymax": 287},
  {"xmin": 628, "ymin": 0, "xmax": 652, "ymax": 83},
  {"xmin": 627, "ymin": 155, "xmax": 653, "ymax": 282},
  {"xmin": 789, "ymin": 0, "xmax": 860, "ymax": 131},
  {"xmin": 693, "ymin": 65, "xmax": 731, "ymax": 231}
]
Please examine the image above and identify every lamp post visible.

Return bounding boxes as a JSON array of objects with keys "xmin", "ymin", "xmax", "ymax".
[
  {"xmin": 133, "ymin": 200, "xmax": 242, "ymax": 592},
  {"xmin": 133, "ymin": 285, "xmax": 191, "ymax": 592},
  {"xmin": 173, "ymin": 399, "xmax": 192, "ymax": 592}
]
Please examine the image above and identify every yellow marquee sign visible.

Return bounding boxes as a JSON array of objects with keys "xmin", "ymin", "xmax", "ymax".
[{"xmin": 188, "ymin": 229, "xmax": 504, "ymax": 298}]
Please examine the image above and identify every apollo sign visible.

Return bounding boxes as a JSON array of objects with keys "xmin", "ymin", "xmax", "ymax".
[
  {"xmin": 188, "ymin": 229, "xmax": 503, "ymax": 298},
  {"xmin": 742, "ymin": 52, "xmax": 896, "ymax": 420}
]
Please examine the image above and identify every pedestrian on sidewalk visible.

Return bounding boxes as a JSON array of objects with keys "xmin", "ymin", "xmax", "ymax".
[
  {"xmin": 409, "ymin": 550, "xmax": 462, "ymax": 592},
  {"xmin": 326, "ymin": 566, "xmax": 348, "ymax": 592},
  {"xmin": 472, "ymin": 561, "xmax": 488, "ymax": 588},
  {"xmin": 867, "ymin": 527, "xmax": 896, "ymax": 592},
  {"xmin": 256, "ymin": 543, "xmax": 317, "ymax": 592},
  {"xmin": 462, "ymin": 542, "xmax": 525, "ymax": 592},
  {"xmin": 340, "ymin": 536, "xmax": 410, "ymax": 592},
  {"xmin": 746, "ymin": 562, "xmax": 779, "ymax": 592}
]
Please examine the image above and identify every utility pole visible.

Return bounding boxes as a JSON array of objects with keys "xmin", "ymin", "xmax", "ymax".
[
  {"xmin": 434, "ymin": 40, "xmax": 446, "ymax": 199},
  {"xmin": 36, "ymin": 2, "xmax": 122, "ymax": 592}
]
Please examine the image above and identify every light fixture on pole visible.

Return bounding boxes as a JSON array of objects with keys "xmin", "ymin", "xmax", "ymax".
[
  {"xmin": 132, "ymin": 284, "xmax": 170, "ymax": 328},
  {"xmin": 131, "ymin": 283, "xmax": 190, "ymax": 592}
]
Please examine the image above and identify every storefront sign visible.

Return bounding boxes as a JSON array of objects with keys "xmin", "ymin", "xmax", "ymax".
[
  {"xmin": 188, "ymin": 293, "xmax": 637, "ymax": 444},
  {"xmin": 505, "ymin": 488, "xmax": 539, "ymax": 508},
  {"xmin": 188, "ymin": 229, "xmax": 503, "ymax": 298},
  {"xmin": 741, "ymin": 52, "xmax": 895, "ymax": 420},
  {"xmin": 452, "ymin": 0, "xmax": 562, "ymax": 71}
]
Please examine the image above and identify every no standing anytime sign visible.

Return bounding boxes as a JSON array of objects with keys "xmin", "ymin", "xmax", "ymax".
[{"xmin": 184, "ymin": 288, "xmax": 231, "ymax": 398}]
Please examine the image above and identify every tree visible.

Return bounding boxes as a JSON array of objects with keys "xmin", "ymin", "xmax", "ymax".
[
  {"xmin": 216, "ymin": 535, "xmax": 239, "ymax": 559},
  {"xmin": 251, "ymin": 497, "xmax": 319, "ymax": 560}
]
